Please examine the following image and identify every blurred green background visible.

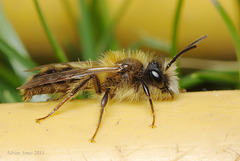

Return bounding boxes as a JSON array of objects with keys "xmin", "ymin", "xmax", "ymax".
[{"xmin": 0, "ymin": 0, "xmax": 239, "ymax": 103}]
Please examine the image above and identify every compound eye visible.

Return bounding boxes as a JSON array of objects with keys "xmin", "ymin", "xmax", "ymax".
[
  {"xmin": 151, "ymin": 70, "xmax": 163, "ymax": 83},
  {"xmin": 151, "ymin": 70, "xmax": 160, "ymax": 79}
]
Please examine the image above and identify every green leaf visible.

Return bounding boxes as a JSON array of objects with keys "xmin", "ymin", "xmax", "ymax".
[
  {"xmin": 34, "ymin": 0, "xmax": 68, "ymax": 62},
  {"xmin": 171, "ymin": 0, "xmax": 184, "ymax": 57},
  {"xmin": 96, "ymin": 0, "xmax": 132, "ymax": 54},
  {"xmin": 128, "ymin": 36, "xmax": 170, "ymax": 52},
  {"xmin": 78, "ymin": 0, "xmax": 96, "ymax": 60},
  {"xmin": 0, "ymin": 81, "xmax": 21, "ymax": 103},
  {"xmin": 211, "ymin": 0, "xmax": 240, "ymax": 87},
  {"xmin": 0, "ymin": 2, "xmax": 37, "ymax": 81},
  {"xmin": 180, "ymin": 70, "xmax": 238, "ymax": 89}
]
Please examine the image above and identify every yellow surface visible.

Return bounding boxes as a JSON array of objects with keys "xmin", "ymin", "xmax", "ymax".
[{"xmin": 0, "ymin": 90, "xmax": 240, "ymax": 160}]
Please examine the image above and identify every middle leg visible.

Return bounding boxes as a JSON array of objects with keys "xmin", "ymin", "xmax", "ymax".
[{"xmin": 89, "ymin": 88, "xmax": 110, "ymax": 142}]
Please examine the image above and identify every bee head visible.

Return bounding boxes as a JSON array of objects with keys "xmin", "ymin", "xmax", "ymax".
[
  {"xmin": 143, "ymin": 35, "xmax": 207, "ymax": 94},
  {"xmin": 143, "ymin": 61, "xmax": 166, "ymax": 90}
]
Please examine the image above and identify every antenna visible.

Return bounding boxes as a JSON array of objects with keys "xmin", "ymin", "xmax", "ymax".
[{"xmin": 166, "ymin": 35, "xmax": 207, "ymax": 70}]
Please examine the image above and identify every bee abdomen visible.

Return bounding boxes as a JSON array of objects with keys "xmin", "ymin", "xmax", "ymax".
[{"xmin": 21, "ymin": 81, "xmax": 71, "ymax": 101}]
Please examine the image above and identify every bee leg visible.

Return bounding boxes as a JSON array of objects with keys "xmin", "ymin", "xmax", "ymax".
[
  {"xmin": 36, "ymin": 76, "xmax": 93, "ymax": 123},
  {"xmin": 92, "ymin": 75, "xmax": 102, "ymax": 94},
  {"xmin": 141, "ymin": 81, "xmax": 156, "ymax": 128},
  {"xmin": 90, "ymin": 88, "xmax": 110, "ymax": 143}
]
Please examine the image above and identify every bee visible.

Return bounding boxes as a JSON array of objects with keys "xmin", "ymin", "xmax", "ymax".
[{"xmin": 18, "ymin": 35, "xmax": 207, "ymax": 142}]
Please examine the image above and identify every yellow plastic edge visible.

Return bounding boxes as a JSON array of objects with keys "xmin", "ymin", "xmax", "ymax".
[{"xmin": 0, "ymin": 90, "xmax": 240, "ymax": 160}]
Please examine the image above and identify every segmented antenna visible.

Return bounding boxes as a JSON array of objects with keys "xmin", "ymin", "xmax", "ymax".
[{"xmin": 166, "ymin": 35, "xmax": 207, "ymax": 70}]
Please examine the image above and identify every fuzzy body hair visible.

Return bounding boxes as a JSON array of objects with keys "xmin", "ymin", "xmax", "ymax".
[
  {"xmin": 19, "ymin": 50, "xmax": 179, "ymax": 102},
  {"xmin": 17, "ymin": 35, "xmax": 206, "ymax": 143},
  {"xmin": 97, "ymin": 50, "xmax": 179, "ymax": 102}
]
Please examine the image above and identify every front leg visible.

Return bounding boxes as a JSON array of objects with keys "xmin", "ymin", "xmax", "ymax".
[{"xmin": 141, "ymin": 81, "xmax": 156, "ymax": 128}]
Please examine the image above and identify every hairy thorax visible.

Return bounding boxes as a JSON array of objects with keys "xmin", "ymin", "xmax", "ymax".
[{"xmin": 101, "ymin": 58, "xmax": 173, "ymax": 102}]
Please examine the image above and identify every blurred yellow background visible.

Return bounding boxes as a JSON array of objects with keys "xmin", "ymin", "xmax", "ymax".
[{"xmin": 2, "ymin": 0, "xmax": 238, "ymax": 62}]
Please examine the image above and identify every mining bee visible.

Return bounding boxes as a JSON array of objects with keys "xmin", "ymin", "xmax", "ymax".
[{"xmin": 18, "ymin": 35, "xmax": 207, "ymax": 142}]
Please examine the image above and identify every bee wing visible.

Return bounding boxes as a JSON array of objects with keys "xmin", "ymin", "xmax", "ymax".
[
  {"xmin": 25, "ymin": 61, "xmax": 100, "ymax": 72},
  {"xmin": 17, "ymin": 65, "xmax": 122, "ymax": 89}
]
